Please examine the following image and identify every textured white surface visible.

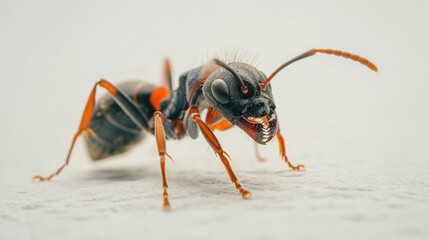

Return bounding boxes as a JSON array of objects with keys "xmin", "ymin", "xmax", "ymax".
[
  {"xmin": 1, "ymin": 0, "xmax": 428, "ymax": 239},
  {"xmin": 1, "ymin": 149, "xmax": 428, "ymax": 240}
]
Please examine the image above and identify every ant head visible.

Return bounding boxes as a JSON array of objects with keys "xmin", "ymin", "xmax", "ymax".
[
  {"xmin": 200, "ymin": 49, "xmax": 378, "ymax": 144},
  {"xmin": 202, "ymin": 62, "xmax": 278, "ymax": 144}
]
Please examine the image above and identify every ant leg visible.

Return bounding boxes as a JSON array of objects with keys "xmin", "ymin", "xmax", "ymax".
[
  {"xmin": 147, "ymin": 60, "xmax": 172, "ymax": 112},
  {"xmin": 253, "ymin": 142, "xmax": 267, "ymax": 162},
  {"xmin": 191, "ymin": 113, "xmax": 251, "ymax": 199},
  {"xmin": 277, "ymin": 127, "xmax": 305, "ymax": 171},
  {"xmin": 33, "ymin": 79, "xmax": 150, "ymax": 182},
  {"xmin": 163, "ymin": 59, "xmax": 173, "ymax": 91},
  {"xmin": 153, "ymin": 111, "xmax": 175, "ymax": 210}
]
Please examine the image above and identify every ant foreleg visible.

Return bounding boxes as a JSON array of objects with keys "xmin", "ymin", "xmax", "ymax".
[
  {"xmin": 253, "ymin": 142, "xmax": 267, "ymax": 162},
  {"xmin": 277, "ymin": 127, "xmax": 305, "ymax": 171},
  {"xmin": 190, "ymin": 112, "xmax": 251, "ymax": 199}
]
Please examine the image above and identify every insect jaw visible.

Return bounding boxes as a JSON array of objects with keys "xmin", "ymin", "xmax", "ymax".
[{"xmin": 237, "ymin": 110, "xmax": 278, "ymax": 144}]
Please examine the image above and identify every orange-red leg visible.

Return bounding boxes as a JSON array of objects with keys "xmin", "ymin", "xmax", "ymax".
[
  {"xmin": 33, "ymin": 79, "xmax": 149, "ymax": 182},
  {"xmin": 163, "ymin": 59, "xmax": 173, "ymax": 91},
  {"xmin": 253, "ymin": 142, "xmax": 267, "ymax": 162},
  {"xmin": 192, "ymin": 113, "xmax": 251, "ymax": 199},
  {"xmin": 154, "ymin": 111, "xmax": 174, "ymax": 210},
  {"xmin": 277, "ymin": 128, "xmax": 305, "ymax": 171}
]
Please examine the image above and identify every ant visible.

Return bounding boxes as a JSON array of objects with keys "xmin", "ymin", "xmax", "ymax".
[{"xmin": 33, "ymin": 48, "xmax": 377, "ymax": 210}]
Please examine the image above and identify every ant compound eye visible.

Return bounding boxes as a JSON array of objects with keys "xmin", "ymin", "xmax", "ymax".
[{"xmin": 211, "ymin": 78, "xmax": 230, "ymax": 104}]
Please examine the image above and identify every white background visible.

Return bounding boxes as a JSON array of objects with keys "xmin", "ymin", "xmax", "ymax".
[{"xmin": 1, "ymin": 0, "xmax": 428, "ymax": 239}]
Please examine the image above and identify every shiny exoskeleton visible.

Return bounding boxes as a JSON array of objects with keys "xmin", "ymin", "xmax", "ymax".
[{"xmin": 33, "ymin": 48, "xmax": 378, "ymax": 210}]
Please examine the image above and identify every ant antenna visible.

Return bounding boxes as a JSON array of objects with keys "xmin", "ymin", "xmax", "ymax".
[{"xmin": 260, "ymin": 49, "xmax": 378, "ymax": 90}]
